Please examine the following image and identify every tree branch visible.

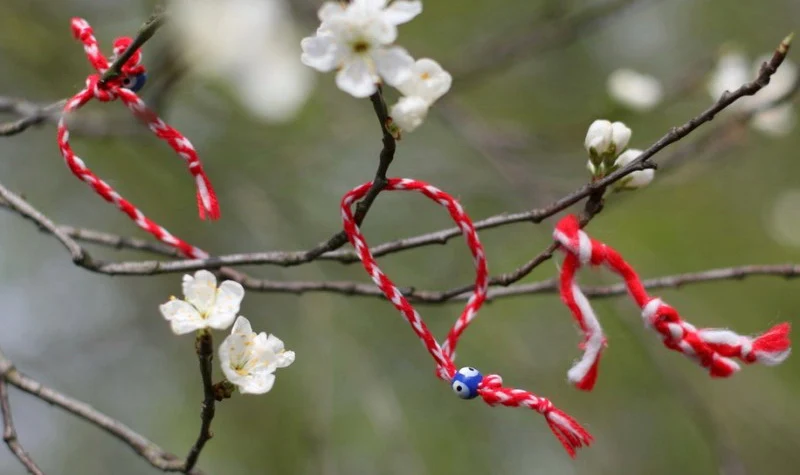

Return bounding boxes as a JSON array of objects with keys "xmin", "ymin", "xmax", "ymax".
[
  {"xmin": 1, "ymin": 379, "xmax": 44, "ymax": 475},
  {"xmin": 299, "ymin": 87, "xmax": 397, "ymax": 262},
  {"xmin": 0, "ymin": 7, "xmax": 166, "ymax": 138},
  {"xmin": 99, "ymin": 9, "xmax": 166, "ymax": 84},
  {"xmin": 0, "ymin": 98, "xmax": 64, "ymax": 137},
  {"xmin": 0, "ymin": 347, "xmax": 204, "ymax": 474},
  {"xmin": 182, "ymin": 331, "xmax": 216, "ymax": 473}
]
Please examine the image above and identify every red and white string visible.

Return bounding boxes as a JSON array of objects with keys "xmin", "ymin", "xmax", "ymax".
[
  {"xmin": 554, "ymin": 214, "xmax": 792, "ymax": 391},
  {"xmin": 342, "ymin": 178, "xmax": 593, "ymax": 457},
  {"xmin": 57, "ymin": 18, "xmax": 217, "ymax": 258}
]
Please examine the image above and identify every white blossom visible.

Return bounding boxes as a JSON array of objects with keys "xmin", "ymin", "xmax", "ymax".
[
  {"xmin": 219, "ymin": 316, "xmax": 295, "ymax": 394},
  {"xmin": 301, "ymin": 0, "xmax": 421, "ymax": 97},
  {"xmin": 584, "ymin": 120, "xmax": 631, "ymax": 159},
  {"xmin": 388, "ymin": 58, "xmax": 452, "ymax": 133},
  {"xmin": 607, "ymin": 68, "xmax": 663, "ymax": 112},
  {"xmin": 391, "ymin": 96, "xmax": 429, "ymax": 132},
  {"xmin": 396, "ymin": 58, "xmax": 452, "ymax": 103},
  {"xmin": 707, "ymin": 49, "xmax": 797, "ymax": 136},
  {"xmin": 171, "ymin": 0, "xmax": 313, "ymax": 122},
  {"xmin": 159, "ymin": 270, "xmax": 244, "ymax": 335},
  {"xmin": 612, "ymin": 149, "xmax": 654, "ymax": 190}
]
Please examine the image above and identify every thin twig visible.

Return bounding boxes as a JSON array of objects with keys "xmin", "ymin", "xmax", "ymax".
[
  {"xmin": 0, "ymin": 8, "xmax": 166, "ymax": 138},
  {"xmin": 87, "ymin": 264, "xmax": 797, "ymax": 304},
  {"xmin": 0, "ymin": 348, "xmax": 204, "ymax": 474},
  {"xmin": 0, "ymin": 36, "xmax": 792, "ymax": 305},
  {"xmin": 17, "ymin": 32, "xmax": 787, "ymax": 280},
  {"xmin": 300, "ymin": 87, "xmax": 397, "ymax": 262},
  {"xmin": 0, "ymin": 98, "xmax": 65, "ymax": 137},
  {"xmin": 0, "ymin": 183, "xmax": 88, "ymax": 265},
  {"xmin": 99, "ymin": 9, "xmax": 167, "ymax": 84},
  {"xmin": 182, "ymin": 331, "xmax": 216, "ymax": 473},
  {"xmin": 1, "ymin": 379, "xmax": 44, "ymax": 475}
]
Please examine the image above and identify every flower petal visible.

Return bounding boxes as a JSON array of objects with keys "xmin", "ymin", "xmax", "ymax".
[
  {"xmin": 183, "ymin": 270, "xmax": 217, "ymax": 314},
  {"xmin": 275, "ymin": 350, "xmax": 296, "ymax": 368},
  {"xmin": 383, "ymin": 0, "xmax": 422, "ymax": 25},
  {"xmin": 627, "ymin": 169, "xmax": 655, "ymax": 188},
  {"xmin": 318, "ymin": 1, "xmax": 346, "ymax": 22},
  {"xmin": 355, "ymin": 0, "xmax": 389, "ymax": 9},
  {"xmin": 391, "ymin": 95, "xmax": 429, "ymax": 132},
  {"xmin": 264, "ymin": 333, "xmax": 286, "ymax": 353},
  {"xmin": 336, "ymin": 56, "xmax": 377, "ymax": 97},
  {"xmin": 301, "ymin": 33, "xmax": 341, "ymax": 72},
  {"xmin": 614, "ymin": 149, "xmax": 642, "ymax": 168},
  {"xmin": 231, "ymin": 315, "xmax": 253, "ymax": 335},
  {"xmin": 219, "ymin": 334, "xmax": 243, "ymax": 381},
  {"xmin": 373, "ymin": 46, "xmax": 413, "ymax": 87},
  {"xmin": 238, "ymin": 372, "xmax": 276, "ymax": 394},
  {"xmin": 206, "ymin": 281, "xmax": 244, "ymax": 330},
  {"xmin": 159, "ymin": 299, "xmax": 205, "ymax": 335},
  {"xmin": 397, "ymin": 58, "xmax": 451, "ymax": 103}
]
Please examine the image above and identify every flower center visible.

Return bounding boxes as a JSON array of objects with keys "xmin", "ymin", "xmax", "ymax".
[
  {"xmin": 420, "ymin": 72, "xmax": 430, "ymax": 80},
  {"xmin": 353, "ymin": 41, "xmax": 369, "ymax": 53}
]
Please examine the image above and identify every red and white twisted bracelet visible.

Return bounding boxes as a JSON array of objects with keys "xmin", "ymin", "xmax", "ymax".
[
  {"xmin": 57, "ymin": 18, "xmax": 218, "ymax": 258},
  {"xmin": 342, "ymin": 178, "xmax": 593, "ymax": 457},
  {"xmin": 554, "ymin": 214, "xmax": 791, "ymax": 391}
]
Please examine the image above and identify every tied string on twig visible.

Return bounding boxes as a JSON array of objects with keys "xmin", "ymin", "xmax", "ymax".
[
  {"xmin": 554, "ymin": 214, "xmax": 792, "ymax": 391},
  {"xmin": 342, "ymin": 178, "xmax": 593, "ymax": 457},
  {"xmin": 56, "ymin": 17, "xmax": 218, "ymax": 258}
]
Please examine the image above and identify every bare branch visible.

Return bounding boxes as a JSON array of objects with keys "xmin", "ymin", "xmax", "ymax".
[
  {"xmin": 0, "ymin": 7, "xmax": 166, "ymax": 138},
  {"xmin": 0, "ymin": 183, "xmax": 88, "ymax": 264},
  {"xmin": 0, "ymin": 98, "xmax": 64, "ymax": 136},
  {"xmin": 300, "ymin": 86, "xmax": 397, "ymax": 262},
  {"xmin": 99, "ymin": 9, "xmax": 167, "ymax": 85},
  {"xmin": 24, "ymin": 32, "xmax": 787, "ymax": 281},
  {"xmin": 182, "ymin": 332, "xmax": 216, "ymax": 472},
  {"xmin": 0, "ymin": 347, "xmax": 204, "ymax": 474},
  {"xmin": 1, "ymin": 379, "xmax": 44, "ymax": 475},
  {"xmin": 109, "ymin": 264, "xmax": 800, "ymax": 304}
]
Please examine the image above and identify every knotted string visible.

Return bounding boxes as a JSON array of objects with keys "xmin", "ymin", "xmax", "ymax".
[
  {"xmin": 342, "ymin": 178, "xmax": 592, "ymax": 457},
  {"xmin": 554, "ymin": 214, "xmax": 791, "ymax": 391},
  {"xmin": 57, "ymin": 17, "xmax": 218, "ymax": 258}
]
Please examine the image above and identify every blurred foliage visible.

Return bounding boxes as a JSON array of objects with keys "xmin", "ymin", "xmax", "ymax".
[{"xmin": 1, "ymin": 0, "xmax": 800, "ymax": 474}]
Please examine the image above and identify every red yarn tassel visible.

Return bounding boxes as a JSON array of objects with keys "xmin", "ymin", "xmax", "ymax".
[{"xmin": 752, "ymin": 323, "xmax": 792, "ymax": 364}]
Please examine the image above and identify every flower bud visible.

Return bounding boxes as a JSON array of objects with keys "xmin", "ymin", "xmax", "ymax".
[
  {"xmin": 612, "ymin": 149, "xmax": 654, "ymax": 191},
  {"xmin": 584, "ymin": 120, "xmax": 631, "ymax": 165},
  {"xmin": 391, "ymin": 96, "xmax": 430, "ymax": 132}
]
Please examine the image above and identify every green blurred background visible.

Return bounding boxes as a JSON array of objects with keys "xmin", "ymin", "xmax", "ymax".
[{"xmin": 1, "ymin": 0, "xmax": 799, "ymax": 474}]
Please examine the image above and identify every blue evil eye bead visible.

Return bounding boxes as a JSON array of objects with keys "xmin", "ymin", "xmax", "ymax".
[
  {"xmin": 121, "ymin": 72, "xmax": 147, "ymax": 92},
  {"xmin": 450, "ymin": 366, "xmax": 483, "ymax": 399}
]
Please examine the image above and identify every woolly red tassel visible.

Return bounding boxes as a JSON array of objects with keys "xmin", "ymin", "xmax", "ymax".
[{"xmin": 752, "ymin": 323, "xmax": 792, "ymax": 363}]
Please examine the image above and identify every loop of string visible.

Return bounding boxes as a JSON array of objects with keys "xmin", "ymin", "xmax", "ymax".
[
  {"xmin": 554, "ymin": 214, "xmax": 791, "ymax": 391},
  {"xmin": 342, "ymin": 178, "xmax": 592, "ymax": 457},
  {"xmin": 57, "ymin": 18, "xmax": 218, "ymax": 258}
]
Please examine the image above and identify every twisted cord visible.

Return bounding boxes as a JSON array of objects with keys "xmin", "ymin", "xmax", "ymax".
[
  {"xmin": 342, "ymin": 178, "xmax": 592, "ymax": 457},
  {"xmin": 554, "ymin": 214, "xmax": 791, "ymax": 391},
  {"xmin": 57, "ymin": 18, "xmax": 218, "ymax": 258}
]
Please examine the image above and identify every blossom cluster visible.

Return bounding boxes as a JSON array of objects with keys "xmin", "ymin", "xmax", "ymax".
[
  {"xmin": 300, "ymin": 0, "xmax": 451, "ymax": 133},
  {"xmin": 584, "ymin": 120, "xmax": 654, "ymax": 191},
  {"xmin": 160, "ymin": 270, "xmax": 295, "ymax": 395}
]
